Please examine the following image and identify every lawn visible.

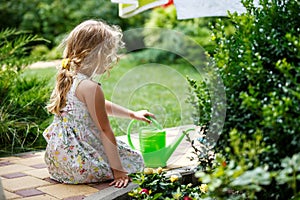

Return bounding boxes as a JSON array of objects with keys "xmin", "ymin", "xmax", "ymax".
[{"xmin": 24, "ymin": 53, "xmax": 201, "ymax": 136}]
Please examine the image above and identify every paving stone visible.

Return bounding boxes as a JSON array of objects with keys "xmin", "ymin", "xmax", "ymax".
[
  {"xmin": 63, "ymin": 195, "xmax": 86, "ymax": 200},
  {"xmin": 33, "ymin": 151, "xmax": 45, "ymax": 157},
  {"xmin": 0, "ymin": 156, "xmax": 21, "ymax": 162},
  {"xmin": 0, "ymin": 179, "xmax": 5, "ymax": 200},
  {"xmin": 18, "ymin": 153, "xmax": 39, "ymax": 159},
  {"xmin": 4, "ymin": 189, "xmax": 21, "ymax": 199},
  {"xmin": 10, "ymin": 156, "xmax": 45, "ymax": 166},
  {"xmin": 30, "ymin": 163, "xmax": 47, "ymax": 169},
  {"xmin": 2, "ymin": 176, "xmax": 50, "ymax": 192},
  {"xmin": 167, "ymin": 156, "xmax": 198, "ymax": 169},
  {"xmin": 20, "ymin": 194, "xmax": 59, "ymax": 200},
  {"xmin": 89, "ymin": 182, "xmax": 110, "ymax": 190},
  {"xmin": 0, "ymin": 161, "xmax": 12, "ymax": 167},
  {"xmin": 168, "ymin": 153, "xmax": 197, "ymax": 166},
  {"xmin": 0, "ymin": 164, "xmax": 35, "ymax": 175},
  {"xmin": 84, "ymin": 182, "xmax": 138, "ymax": 200},
  {"xmin": 23, "ymin": 168, "xmax": 50, "ymax": 179},
  {"xmin": 37, "ymin": 184, "xmax": 99, "ymax": 199},
  {"xmin": 43, "ymin": 177, "xmax": 60, "ymax": 184},
  {"xmin": 1, "ymin": 172, "xmax": 28, "ymax": 179},
  {"xmin": 15, "ymin": 188, "xmax": 45, "ymax": 197}
]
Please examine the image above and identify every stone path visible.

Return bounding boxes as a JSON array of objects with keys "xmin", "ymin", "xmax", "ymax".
[
  {"xmin": 0, "ymin": 126, "xmax": 198, "ymax": 200},
  {"xmin": 28, "ymin": 60, "xmax": 61, "ymax": 69}
]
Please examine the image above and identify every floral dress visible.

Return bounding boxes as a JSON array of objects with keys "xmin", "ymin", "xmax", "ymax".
[{"xmin": 43, "ymin": 73, "xmax": 144, "ymax": 184}]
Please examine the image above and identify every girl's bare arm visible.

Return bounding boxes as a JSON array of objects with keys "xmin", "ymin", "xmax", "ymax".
[{"xmin": 105, "ymin": 100, "xmax": 155, "ymax": 123}]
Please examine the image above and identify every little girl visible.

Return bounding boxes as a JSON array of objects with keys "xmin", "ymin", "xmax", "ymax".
[{"xmin": 43, "ymin": 19, "xmax": 154, "ymax": 188}]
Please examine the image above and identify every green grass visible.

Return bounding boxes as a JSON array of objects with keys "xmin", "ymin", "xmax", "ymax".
[
  {"xmin": 24, "ymin": 53, "xmax": 201, "ymax": 136},
  {"xmin": 0, "ymin": 68, "xmax": 55, "ymax": 156}
]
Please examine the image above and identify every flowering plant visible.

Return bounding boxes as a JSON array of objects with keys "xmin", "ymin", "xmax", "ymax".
[{"xmin": 129, "ymin": 167, "xmax": 208, "ymax": 200}]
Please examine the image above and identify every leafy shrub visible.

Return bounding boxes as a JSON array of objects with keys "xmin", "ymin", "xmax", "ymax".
[
  {"xmin": 0, "ymin": 29, "xmax": 52, "ymax": 155},
  {"xmin": 276, "ymin": 153, "xmax": 300, "ymax": 198},
  {"xmin": 212, "ymin": 0, "xmax": 300, "ymax": 168},
  {"xmin": 144, "ymin": 6, "xmax": 215, "ymax": 50},
  {"xmin": 0, "ymin": 0, "xmax": 149, "ymax": 49},
  {"xmin": 137, "ymin": 5, "xmax": 217, "ymax": 63},
  {"xmin": 0, "ymin": 29, "xmax": 41, "ymax": 72},
  {"xmin": 186, "ymin": 77, "xmax": 211, "ymax": 129},
  {"xmin": 185, "ymin": 77, "xmax": 217, "ymax": 172},
  {"xmin": 30, "ymin": 45, "xmax": 49, "ymax": 60},
  {"xmin": 196, "ymin": 129, "xmax": 271, "ymax": 199},
  {"xmin": 30, "ymin": 44, "xmax": 62, "ymax": 60},
  {"xmin": 186, "ymin": 0, "xmax": 300, "ymax": 199},
  {"xmin": 196, "ymin": 129, "xmax": 300, "ymax": 199}
]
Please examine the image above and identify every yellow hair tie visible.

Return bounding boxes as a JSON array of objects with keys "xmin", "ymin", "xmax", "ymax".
[{"xmin": 61, "ymin": 58, "xmax": 71, "ymax": 70}]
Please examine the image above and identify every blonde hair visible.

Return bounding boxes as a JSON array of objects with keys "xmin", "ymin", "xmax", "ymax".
[{"xmin": 47, "ymin": 19, "xmax": 124, "ymax": 115}]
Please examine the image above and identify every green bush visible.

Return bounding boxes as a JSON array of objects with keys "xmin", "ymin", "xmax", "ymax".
[
  {"xmin": 186, "ymin": 77, "xmax": 211, "ymax": 129},
  {"xmin": 137, "ymin": 5, "xmax": 217, "ymax": 63},
  {"xmin": 144, "ymin": 6, "xmax": 215, "ymax": 50},
  {"xmin": 212, "ymin": 0, "xmax": 300, "ymax": 168},
  {"xmin": 30, "ymin": 45, "xmax": 49, "ymax": 60},
  {"xmin": 30, "ymin": 44, "xmax": 63, "ymax": 60},
  {"xmin": 186, "ymin": 0, "xmax": 300, "ymax": 198},
  {"xmin": 196, "ymin": 129, "xmax": 300, "ymax": 199},
  {"xmin": 0, "ymin": 0, "xmax": 148, "ymax": 49},
  {"xmin": 196, "ymin": 129, "xmax": 273, "ymax": 199},
  {"xmin": 0, "ymin": 29, "xmax": 52, "ymax": 155}
]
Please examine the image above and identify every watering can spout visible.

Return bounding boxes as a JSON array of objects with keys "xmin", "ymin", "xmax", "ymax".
[{"xmin": 164, "ymin": 131, "xmax": 186, "ymax": 160}]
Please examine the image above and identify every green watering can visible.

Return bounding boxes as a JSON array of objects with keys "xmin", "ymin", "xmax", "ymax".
[{"xmin": 127, "ymin": 117, "xmax": 188, "ymax": 168}]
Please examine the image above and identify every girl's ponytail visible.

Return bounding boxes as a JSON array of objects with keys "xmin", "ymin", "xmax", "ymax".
[{"xmin": 46, "ymin": 59, "xmax": 74, "ymax": 115}]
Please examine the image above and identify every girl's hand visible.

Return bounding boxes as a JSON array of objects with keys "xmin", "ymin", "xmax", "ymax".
[
  {"xmin": 110, "ymin": 169, "xmax": 130, "ymax": 188},
  {"xmin": 131, "ymin": 110, "xmax": 155, "ymax": 123}
]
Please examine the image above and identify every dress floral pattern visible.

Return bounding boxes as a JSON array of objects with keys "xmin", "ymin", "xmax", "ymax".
[{"xmin": 43, "ymin": 73, "xmax": 144, "ymax": 184}]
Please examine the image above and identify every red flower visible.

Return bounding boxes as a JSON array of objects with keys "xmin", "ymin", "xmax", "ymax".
[
  {"xmin": 222, "ymin": 161, "xmax": 227, "ymax": 167},
  {"xmin": 183, "ymin": 196, "xmax": 193, "ymax": 200},
  {"xmin": 140, "ymin": 188, "xmax": 149, "ymax": 195}
]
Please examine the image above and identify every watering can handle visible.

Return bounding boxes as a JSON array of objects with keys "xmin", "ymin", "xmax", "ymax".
[
  {"xmin": 127, "ymin": 116, "xmax": 163, "ymax": 150},
  {"xmin": 147, "ymin": 116, "xmax": 163, "ymax": 130}
]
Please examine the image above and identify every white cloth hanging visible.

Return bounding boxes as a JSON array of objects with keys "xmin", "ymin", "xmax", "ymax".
[
  {"xmin": 173, "ymin": 0, "xmax": 259, "ymax": 19},
  {"xmin": 111, "ymin": 0, "xmax": 259, "ymax": 19}
]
